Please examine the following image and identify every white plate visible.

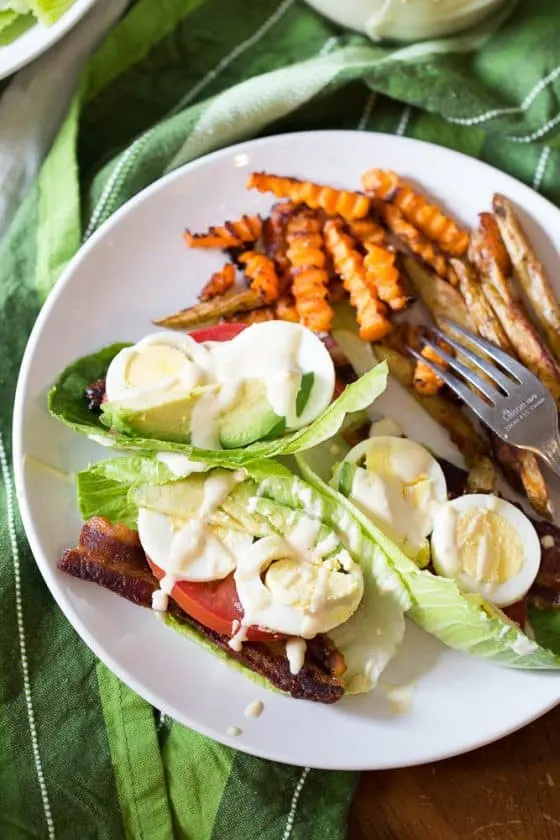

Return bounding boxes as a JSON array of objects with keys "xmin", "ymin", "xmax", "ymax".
[
  {"xmin": 13, "ymin": 130, "xmax": 560, "ymax": 770},
  {"xmin": 0, "ymin": 0, "xmax": 95, "ymax": 80}
]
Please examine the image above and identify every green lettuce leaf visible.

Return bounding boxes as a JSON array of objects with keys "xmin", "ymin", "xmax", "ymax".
[
  {"xmin": 29, "ymin": 0, "xmax": 74, "ymax": 25},
  {"xmin": 298, "ymin": 456, "xmax": 560, "ymax": 669},
  {"xmin": 49, "ymin": 343, "xmax": 388, "ymax": 466},
  {"xmin": 0, "ymin": 10, "xmax": 34, "ymax": 43}
]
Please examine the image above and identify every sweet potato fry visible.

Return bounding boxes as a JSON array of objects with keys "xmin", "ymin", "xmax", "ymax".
[
  {"xmin": 363, "ymin": 242, "xmax": 408, "ymax": 312},
  {"xmin": 262, "ymin": 201, "xmax": 298, "ymax": 292},
  {"xmin": 479, "ymin": 213, "xmax": 511, "ymax": 276},
  {"xmin": 493, "ymin": 194, "xmax": 560, "ymax": 363},
  {"xmin": 379, "ymin": 203, "xmax": 455, "ymax": 283},
  {"xmin": 199, "ymin": 262, "xmax": 236, "ymax": 302},
  {"xmin": 286, "ymin": 208, "xmax": 332, "ymax": 332},
  {"xmin": 185, "ymin": 215, "xmax": 262, "ymax": 249},
  {"xmin": 247, "ymin": 172, "xmax": 370, "ymax": 220},
  {"xmin": 363, "ymin": 170, "xmax": 469, "ymax": 256},
  {"xmin": 324, "ymin": 218, "xmax": 391, "ymax": 342},
  {"xmin": 153, "ymin": 289, "xmax": 264, "ymax": 329},
  {"xmin": 238, "ymin": 251, "xmax": 280, "ymax": 304},
  {"xmin": 229, "ymin": 307, "xmax": 276, "ymax": 324},
  {"xmin": 346, "ymin": 218, "xmax": 387, "ymax": 247},
  {"xmin": 274, "ymin": 295, "xmax": 299, "ymax": 322},
  {"xmin": 413, "ymin": 341, "xmax": 450, "ymax": 396}
]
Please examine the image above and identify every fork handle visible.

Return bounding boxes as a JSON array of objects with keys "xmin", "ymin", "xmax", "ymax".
[{"xmin": 537, "ymin": 437, "xmax": 560, "ymax": 478}]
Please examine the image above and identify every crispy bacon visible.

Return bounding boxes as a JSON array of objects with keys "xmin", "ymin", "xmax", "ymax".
[
  {"xmin": 84, "ymin": 379, "xmax": 106, "ymax": 414},
  {"xmin": 58, "ymin": 517, "xmax": 345, "ymax": 703}
]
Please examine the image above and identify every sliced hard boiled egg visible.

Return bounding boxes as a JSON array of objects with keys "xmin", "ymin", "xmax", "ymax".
[
  {"xmin": 338, "ymin": 436, "xmax": 447, "ymax": 558},
  {"xmin": 430, "ymin": 494, "xmax": 541, "ymax": 607},
  {"xmin": 233, "ymin": 533, "xmax": 364, "ymax": 638},
  {"xmin": 105, "ymin": 332, "xmax": 205, "ymax": 409},
  {"xmin": 137, "ymin": 506, "xmax": 252, "ymax": 582}
]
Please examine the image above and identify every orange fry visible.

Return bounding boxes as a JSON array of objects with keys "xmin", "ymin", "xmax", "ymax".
[
  {"xmin": 238, "ymin": 251, "xmax": 280, "ymax": 304},
  {"xmin": 379, "ymin": 203, "xmax": 455, "ymax": 283},
  {"xmin": 346, "ymin": 218, "xmax": 386, "ymax": 247},
  {"xmin": 413, "ymin": 343, "xmax": 448, "ymax": 396},
  {"xmin": 262, "ymin": 201, "xmax": 298, "ymax": 292},
  {"xmin": 363, "ymin": 169, "xmax": 469, "ymax": 256},
  {"xmin": 324, "ymin": 218, "xmax": 391, "ymax": 342},
  {"xmin": 247, "ymin": 172, "xmax": 370, "ymax": 220},
  {"xmin": 275, "ymin": 295, "xmax": 299, "ymax": 323},
  {"xmin": 286, "ymin": 209, "xmax": 333, "ymax": 333},
  {"xmin": 199, "ymin": 262, "xmax": 236, "ymax": 302},
  {"xmin": 479, "ymin": 212, "xmax": 512, "ymax": 277},
  {"xmin": 185, "ymin": 215, "xmax": 262, "ymax": 249},
  {"xmin": 363, "ymin": 242, "xmax": 408, "ymax": 311}
]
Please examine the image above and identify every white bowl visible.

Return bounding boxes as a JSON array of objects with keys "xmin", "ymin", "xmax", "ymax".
[{"xmin": 304, "ymin": 0, "xmax": 509, "ymax": 42}]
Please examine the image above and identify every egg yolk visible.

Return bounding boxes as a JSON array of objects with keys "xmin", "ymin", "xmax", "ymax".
[
  {"xmin": 125, "ymin": 346, "xmax": 188, "ymax": 388},
  {"xmin": 457, "ymin": 509, "xmax": 523, "ymax": 584}
]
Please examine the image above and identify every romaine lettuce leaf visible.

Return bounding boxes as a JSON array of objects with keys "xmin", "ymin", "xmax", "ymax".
[
  {"xmin": 0, "ymin": 9, "xmax": 34, "ymax": 43},
  {"xmin": 49, "ymin": 342, "xmax": 388, "ymax": 466},
  {"xmin": 29, "ymin": 0, "xmax": 74, "ymax": 25},
  {"xmin": 297, "ymin": 456, "xmax": 560, "ymax": 669},
  {"xmin": 528, "ymin": 605, "xmax": 560, "ymax": 656}
]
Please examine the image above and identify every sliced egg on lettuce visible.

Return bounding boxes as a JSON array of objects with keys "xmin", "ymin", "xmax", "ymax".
[
  {"xmin": 102, "ymin": 323, "xmax": 335, "ymax": 449},
  {"xmin": 333, "ymin": 436, "xmax": 447, "ymax": 565},
  {"xmin": 431, "ymin": 494, "xmax": 540, "ymax": 607}
]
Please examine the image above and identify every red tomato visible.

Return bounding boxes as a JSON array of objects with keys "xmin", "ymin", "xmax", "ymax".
[
  {"xmin": 188, "ymin": 323, "xmax": 246, "ymax": 343},
  {"xmin": 148, "ymin": 560, "xmax": 282, "ymax": 640}
]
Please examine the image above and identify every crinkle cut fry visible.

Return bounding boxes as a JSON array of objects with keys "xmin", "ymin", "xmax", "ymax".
[
  {"xmin": 185, "ymin": 214, "xmax": 262, "ymax": 249},
  {"xmin": 247, "ymin": 172, "xmax": 370, "ymax": 220},
  {"xmin": 324, "ymin": 218, "xmax": 391, "ymax": 342},
  {"xmin": 238, "ymin": 250, "xmax": 280, "ymax": 304},
  {"xmin": 379, "ymin": 202, "xmax": 456, "ymax": 283},
  {"xmin": 262, "ymin": 201, "xmax": 298, "ymax": 292},
  {"xmin": 285, "ymin": 208, "xmax": 333, "ymax": 332},
  {"xmin": 199, "ymin": 262, "xmax": 236, "ymax": 301},
  {"xmin": 363, "ymin": 242, "xmax": 408, "ymax": 311},
  {"xmin": 362, "ymin": 169, "xmax": 469, "ymax": 257}
]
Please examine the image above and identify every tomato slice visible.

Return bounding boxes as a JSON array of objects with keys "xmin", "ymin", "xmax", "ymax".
[
  {"xmin": 188, "ymin": 323, "xmax": 246, "ymax": 343},
  {"xmin": 148, "ymin": 559, "xmax": 281, "ymax": 640}
]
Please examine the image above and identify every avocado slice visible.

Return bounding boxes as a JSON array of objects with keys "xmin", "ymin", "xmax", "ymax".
[
  {"xmin": 102, "ymin": 387, "xmax": 210, "ymax": 442},
  {"xmin": 218, "ymin": 379, "xmax": 285, "ymax": 449}
]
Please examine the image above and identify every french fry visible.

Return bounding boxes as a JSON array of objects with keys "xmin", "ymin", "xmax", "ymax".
[
  {"xmin": 479, "ymin": 213, "xmax": 511, "ymax": 276},
  {"xmin": 274, "ymin": 295, "xmax": 299, "ymax": 322},
  {"xmin": 346, "ymin": 217, "xmax": 386, "ymax": 247},
  {"xmin": 465, "ymin": 455, "xmax": 497, "ymax": 495},
  {"xmin": 324, "ymin": 218, "xmax": 391, "ymax": 342},
  {"xmin": 199, "ymin": 262, "xmax": 236, "ymax": 302},
  {"xmin": 402, "ymin": 257, "xmax": 552, "ymax": 517},
  {"xmin": 185, "ymin": 215, "xmax": 262, "ymax": 249},
  {"xmin": 247, "ymin": 172, "xmax": 370, "ymax": 220},
  {"xmin": 363, "ymin": 242, "xmax": 409, "ymax": 312},
  {"xmin": 286, "ymin": 208, "xmax": 332, "ymax": 332},
  {"xmin": 470, "ymin": 229, "xmax": 560, "ymax": 406},
  {"xmin": 362, "ymin": 169, "xmax": 469, "ymax": 256},
  {"xmin": 229, "ymin": 307, "xmax": 276, "ymax": 324},
  {"xmin": 450, "ymin": 258, "xmax": 512, "ymax": 350},
  {"xmin": 262, "ymin": 201, "xmax": 298, "ymax": 292},
  {"xmin": 402, "ymin": 256, "xmax": 472, "ymax": 330},
  {"xmin": 153, "ymin": 289, "xmax": 265, "ymax": 329},
  {"xmin": 238, "ymin": 251, "xmax": 280, "ymax": 304},
  {"xmin": 493, "ymin": 194, "xmax": 560, "ymax": 363},
  {"xmin": 380, "ymin": 204, "xmax": 456, "ymax": 283},
  {"xmin": 492, "ymin": 438, "xmax": 552, "ymax": 519}
]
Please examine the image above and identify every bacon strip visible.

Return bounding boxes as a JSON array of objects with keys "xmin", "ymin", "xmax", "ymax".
[{"xmin": 58, "ymin": 517, "xmax": 345, "ymax": 703}]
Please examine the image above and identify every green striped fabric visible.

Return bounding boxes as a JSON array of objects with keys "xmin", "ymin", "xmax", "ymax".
[{"xmin": 3, "ymin": 0, "xmax": 560, "ymax": 836}]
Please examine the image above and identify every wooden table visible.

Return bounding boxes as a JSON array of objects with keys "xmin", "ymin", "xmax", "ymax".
[{"xmin": 348, "ymin": 704, "xmax": 560, "ymax": 840}]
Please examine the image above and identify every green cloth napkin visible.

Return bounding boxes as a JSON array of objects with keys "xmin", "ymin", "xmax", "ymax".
[{"xmin": 3, "ymin": 0, "xmax": 560, "ymax": 837}]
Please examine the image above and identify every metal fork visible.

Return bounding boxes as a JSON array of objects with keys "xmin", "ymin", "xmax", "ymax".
[{"xmin": 407, "ymin": 319, "xmax": 560, "ymax": 477}]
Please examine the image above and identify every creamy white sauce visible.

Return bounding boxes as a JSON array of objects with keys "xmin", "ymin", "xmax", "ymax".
[
  {"xmin": 510, "ymin": 634, "xmax": 539, "ymax": 656},
  {"xmin": 228, "ymin": 623, "xmax": 248, "ymax": 652},
  {"xmin": 541, "ymin": 535, "xmax": 555, "ymax": 549},
  {"xmin": 227, "ymin": 725, "xmax": 242, "ymax": 737},
  {"xmin": 285, "ymin": 638, "xmax": 307, "ymax": 675},
  {"xmin": 369, "ymin": 417, "xmax": 403, "ymax": 438},
  {"xmin": 145, "ymin": 470, "xmax": 245, "ymax": 610},
  {"xmin": 381, "ymin": 681, "xmax": 416, "ymax": 716},
  {"xmin": 104, "ymin": 322, "xmax": 334, "ymax": 450},
  {"xmin": 156, "ymin": 452, "xmax": 208, "ymax": 478},
  {"xmin": 431, "ymin": 505, "xmax": 461, "ymax": 575},
  {"xmin": 244, "ymin": 700, "xmax": 264, "ymax": 719}
]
